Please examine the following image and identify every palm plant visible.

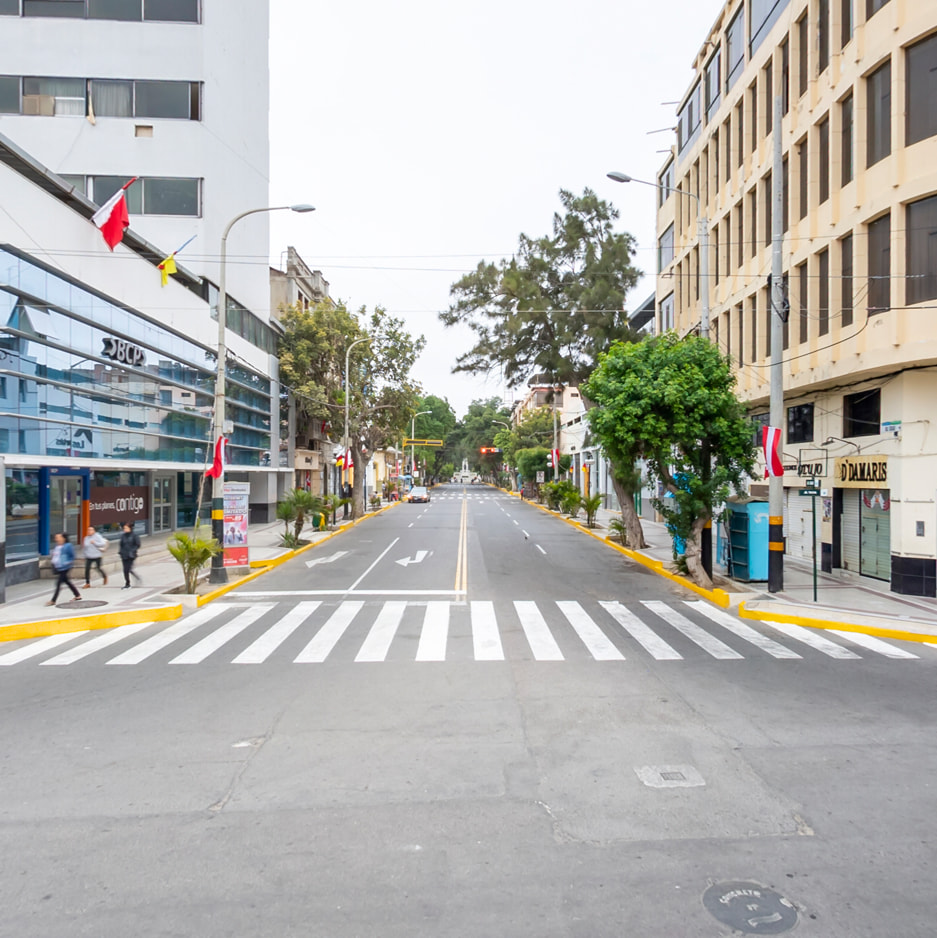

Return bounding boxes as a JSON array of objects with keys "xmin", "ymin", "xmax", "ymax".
[
  {"xmin": 582, "ymin": 492, "xmax": 605, "ymax": 528},
  {"xmin": 167, "ymin": 525, "xmax": 222, "ymax": 594},
  {"xmin": 561, "ymin": 489, "xmax": 582, "ymax": 517}
]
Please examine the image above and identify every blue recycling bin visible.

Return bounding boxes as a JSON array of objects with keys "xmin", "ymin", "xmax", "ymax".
[{"xmin": 722, "ymin": 497, "xmax": 769, "ymax": 582}]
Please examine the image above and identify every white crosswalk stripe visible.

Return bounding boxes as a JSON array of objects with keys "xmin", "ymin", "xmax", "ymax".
[{"xmin": 3, "ymin": 599, "xmax": 924, "ymax": 668}]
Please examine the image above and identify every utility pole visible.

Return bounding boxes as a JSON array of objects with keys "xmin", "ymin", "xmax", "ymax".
[
  {"xmin": 769, "ymin": 92, "xmax": 785, "ymax": 592},
  {"xmin": 698, "ymin": 210, "xmax": 712, "ymax": 580}
]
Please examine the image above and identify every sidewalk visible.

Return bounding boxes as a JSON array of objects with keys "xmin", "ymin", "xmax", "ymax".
[
  {"xmin": 0, "ymin": 508, "xmax": 366, "ymax": 635},
  {"xmin": 589, "ymin": 504, "xmax": 937, "ymax": 641}
]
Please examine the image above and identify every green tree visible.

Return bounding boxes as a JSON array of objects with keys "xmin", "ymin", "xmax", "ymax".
[
  {"xmin": 441, "ymin": 398, "xmax": 513, "ymax": 475},
  {"xmin": 411, "ymin": 394, "xmax": 457, "ymax": 478},
  {"xmin": 441, "ymin": 188, "xmax": 641, "ymax": 387},
  {"xmin": 584, "ymin": 334, "xmax": 756, "ymax": 588}
]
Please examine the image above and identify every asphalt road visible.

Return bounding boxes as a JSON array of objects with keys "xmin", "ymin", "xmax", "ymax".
[{"xmin": 1, "ymin": 482, "xmax": 935, "ymax": 936}]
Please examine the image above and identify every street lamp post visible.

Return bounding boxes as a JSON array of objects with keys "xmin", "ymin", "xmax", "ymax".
[
  {"xmin": 607, "ymin": 171, "xmax": 713, "ymax": 579},
  {"xmin": 411, "ymin": 410, "xmax": 431, "ymax": 484},
  {"xmin": 343, "ymin": 335, "xmax": 370, "ymax": 518},
  {"xmin": 210, "ymin": 203, "xmax": 315, "ymax": 584}
]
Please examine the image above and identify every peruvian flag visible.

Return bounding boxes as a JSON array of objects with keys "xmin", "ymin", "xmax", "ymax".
[
  {"xmin": 205, "ymin": 435, "xmax": 227, "ymax": 479},
  {"xmin": 91, "ymin": 177, "xmax": 137, "ymax": 250},
  {"xmin": 762, "ymin": 426, "xmax": 784, "ymax": 478},
  {"xmin": 336, "ymin": 450, "xmax": 354, "ymax": 469}
]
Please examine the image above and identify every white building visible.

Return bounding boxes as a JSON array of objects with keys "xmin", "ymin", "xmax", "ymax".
[{"xmin": 0, "ymin": 0, "xmax": 271, "ymax": 316}]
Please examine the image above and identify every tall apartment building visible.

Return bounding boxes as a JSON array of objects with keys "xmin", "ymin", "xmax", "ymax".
[
  {"xmin": 0, "ymin": 2, "xmax": 282, "ymax": 582},
  {"xmin": 657, "ymin": 0, "xmax": 937, "ymax": 596}
]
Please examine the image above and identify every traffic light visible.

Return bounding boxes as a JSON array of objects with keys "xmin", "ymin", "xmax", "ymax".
[{"xmin": 479, "ymin": 447, "xmax": 502, "ymax": 454}]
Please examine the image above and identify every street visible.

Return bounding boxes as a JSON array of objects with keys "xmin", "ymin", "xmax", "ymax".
[{"xmin": 1, "ymin": 483, "xmax": 935, "ymax": 936}]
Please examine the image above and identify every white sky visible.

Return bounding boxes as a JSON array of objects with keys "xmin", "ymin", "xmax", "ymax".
[{"xmin": 269, "ymin": 0, "xmax": 720, "ymax": 419}]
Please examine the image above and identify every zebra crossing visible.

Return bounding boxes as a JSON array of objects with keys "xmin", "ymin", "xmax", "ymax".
[{"xmin": 0, "ymin": 599, "xmax": 926, "ymax": 668}]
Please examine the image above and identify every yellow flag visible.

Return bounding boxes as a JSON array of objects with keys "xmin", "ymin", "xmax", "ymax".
[{"xmin": 158, "ymin": 254, "xmax": 177, "ymax": 287}]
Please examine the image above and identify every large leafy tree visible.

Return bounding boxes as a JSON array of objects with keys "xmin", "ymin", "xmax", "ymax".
[
  {"xmin": 441, "ymin": 187, "xmax": 641, "ymax": 387},
  {"xmin": 584, "ymin": 334, "xmax": 756, "ymax": 588},
  {"xmin": 441, "ymin": 398, "xmax": 512, "ymax": 474},
  {"xmin": 411, "ymin": 394, "xmax": 457, "ymax": 479},
  {"xmin": 278, "ymin": 300, "xmax": 425, "ymax": 516}
]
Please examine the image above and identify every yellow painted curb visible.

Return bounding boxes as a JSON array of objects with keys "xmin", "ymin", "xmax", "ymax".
[
  {"xmin": 0, "ymin": 603, "xmax": 182, "ymax": 644},
  {"xmin": 738, "ymin": 601, "xmax": 937, "ymax": 645}
]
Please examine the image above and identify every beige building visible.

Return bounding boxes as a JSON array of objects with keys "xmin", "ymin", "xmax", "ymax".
[{"xmin": 658, "ymin": 0, "xmax": 937, "ymax": 596}]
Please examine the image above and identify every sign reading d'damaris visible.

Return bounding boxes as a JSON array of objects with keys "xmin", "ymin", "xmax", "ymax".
[{"xmin": 835, "ymin": 455, "xmax": 888, "ymax": 488}]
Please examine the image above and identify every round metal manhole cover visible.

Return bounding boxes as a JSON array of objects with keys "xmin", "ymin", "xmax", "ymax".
[
  {"xmin": 53, "ymin": 600, "xmax": 109, "ymax": 609},
  {"xmin": 702, "ymin": 881, "xmax": 798, "ymax": 934}
]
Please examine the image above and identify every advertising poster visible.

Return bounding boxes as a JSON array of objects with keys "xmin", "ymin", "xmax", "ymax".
[{"xmin": 222, "ymin": 481, "xmax": 250, "ymax": 568}]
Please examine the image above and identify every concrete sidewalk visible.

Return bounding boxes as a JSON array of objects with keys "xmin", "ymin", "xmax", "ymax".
[
  {"xmin": 588, "ymin": 504, "xmax": 937, "ymax": 642},
  {"xmin": 0, "ymin": 506, "xmax": 369, "ymax": 635}
]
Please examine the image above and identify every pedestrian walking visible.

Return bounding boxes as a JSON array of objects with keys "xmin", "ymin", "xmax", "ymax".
[
  {"xmin": 81, "ymin": 524, "xmax": 108, "ymax": 588},
  {"xmin": 118, "ymin": 521, "xmax": 142, "ymax": 590},
  {"xmin": 47, "ymin": 532, "xmax": 81, "ymax": 605}
]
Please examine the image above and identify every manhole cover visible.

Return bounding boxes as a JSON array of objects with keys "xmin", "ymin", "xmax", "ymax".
[
  {"xmin": 703, "ymin": 881, "xmax": 798, "ymax": 934},
  {"xmin": 634, "ymin": 764, "xmax": 705, "ymax": 788},
  {"xmin": 53, "ymin": 600, "xmax": 109, "ymax": 609}
]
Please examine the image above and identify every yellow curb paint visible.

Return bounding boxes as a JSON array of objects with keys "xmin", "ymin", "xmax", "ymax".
[
  {"xmin": 738, "ymin": 601, "xmax": 937, "ymax": 645},
  {"xmin": 0, "ymin": 603, "xmax": 182, "ymax": 644}
]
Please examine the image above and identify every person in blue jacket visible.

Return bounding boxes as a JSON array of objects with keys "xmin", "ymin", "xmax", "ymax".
[{"xmin": 47, "ymin": 531, "xmax": 81, "ymax": 606}]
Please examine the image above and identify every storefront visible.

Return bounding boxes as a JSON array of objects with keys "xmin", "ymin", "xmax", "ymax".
[{"xmin": 833, "ymin": 455, "xmax": 890, "ymax": 582}]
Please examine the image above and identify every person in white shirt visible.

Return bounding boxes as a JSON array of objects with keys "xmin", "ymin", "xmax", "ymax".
[{"xmin": 82, "ymin": 524, "xmax": 108, "ymax": 588}]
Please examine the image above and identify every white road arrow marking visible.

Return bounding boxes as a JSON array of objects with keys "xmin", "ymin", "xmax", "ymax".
[
  {"xmin": 395, "ymin": 550, "xmax": 429, "ymax": 567},
  {"xmin": 305, "ymin": 550, "xmax": 349, "ymax": 568}
]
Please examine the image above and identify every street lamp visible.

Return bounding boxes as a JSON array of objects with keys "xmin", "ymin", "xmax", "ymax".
[
  {"xmin": 411, "ymin": 410, "xmax": 431, "ymax": 484},
  {"xmin": 607, "ymin": 171, "xmax": 709, "ymax": 339},
  {"xmin": 343, "ymin": 335, "xmax": 371, "ymax": 516},
  {"xmin": 210, "ymin": 202, "xmax": 315, "ymax": 584}
]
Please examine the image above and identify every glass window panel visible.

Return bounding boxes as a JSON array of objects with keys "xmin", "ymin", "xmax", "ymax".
[
  {"xmin": 23, "ymin": 0, "xmax": 84, "ymax": 15},
  {"xmin": 841, "ymin": 234, "xmax": 853, "ymax": 327},
  {"xmin": 818, "ymin": 116, "xmax": 830, "ymax": 203},
  {"xmin": 0, "ymin": 0, "xmax": 19, "ymax": 13},
  {"xmin": 705, "ymin": 51, "xmax": 721, "ymax": 121},
  {"xmin": 23, "ymin": 76, "xmax": 85, "ymax": 115},
  {"xmin": 134, "ymin": 79, "xmax": 190, "ymax": 119},
  {"xmin": 866, "ymin": 60, "xmax": 891, "ymax": 167},
  {"xmin": 143, "ymin": 177, "xmax": 198, "ymax": 215},
  {"xmin": 58, "ymin": 173, "xmax": 86, "ymax": 194},
  {"xmin": 818, "ymin": 0, "xmax": 830, "ymax": 73},
  {"xmin": 750, "ymin": 0, "xmax": 789, "ymax": 56},
  {"xmin": 89, "ymin": 0, "xmax": 141, "ymax": 17},
  {"xmin": 818, "ymin": 249, "xmax": 829, "ymax": 336},
  {"xmin": 92, "ymin": 175, "xmax": 143, "ymax": 213},
  {"xmin": 907, "ymin": 195, "xmax": 937, "ymax": 305},
  {"xmin": 658, "ymin": 224, "xmax": 675, "ymax": 270},
  {"xmin": 91, "ymin": 79, "xmax": 132, "ymax": 117},
  {"xmin": 143, "ymin": 0, "xmax": 198, "ymax": 22},
  {"xmin": 866, "ymin": 0, "xmax": 889, "ymax": 18},
  {"xmin": 841, "ymin": 0, "xmax": 853, "ymax": 48},
  {"xmin": 907, "ymin": 33, "xmax": 937, "ymax": 147},
  {"xmin": 726, "ymin": 9, "xmax": 744, "ymax": 92},
  {"xmin": 841, "ymin": 93, "xmax": 853, "ymax": 185},
  {"xmin": 868, "ymin": 213, "xmax": 890, "ymax": 314},
  {"xmin": 0, "ymin": 75, "xmax": 19, "ymax": 113}
]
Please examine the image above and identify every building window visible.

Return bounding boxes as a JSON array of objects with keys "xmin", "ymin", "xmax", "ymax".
[
  {"xmin": 764, "ymin": 61, "xmax": 773, "ymax": 136},
  {"xmin": 764, "ymin": 172, "xmax": 772, "ymax": 246},
  {"xmin": 865, "ymin": 0, "xmax": 889, "ymax": 18},
  {"xmin": 725, "ymin": 306, "xmax": 731, "ymax": 359},
  {"xmin": 713, "ymin": 134, "xmax": 720, "ymax": 193},
  {"xmin": 677, "ymin": 81, "xmax": 701, "ymax": 154},
  {"xmin": 750, "ymin": 293, "xmax": 758, "ymax": 361},
  {"xmin": 867, "ymin": 213, "xmax": 890, "ymax": 314},
  {"xmin": 843, "ymin": 388, "xmax": 880, "ymax": 437},
  {"xmin": 89, "ymin": 175, "xmax": 200, "ymax": 216},
  {"xmin": 714, "ymin": 223, "xmax": 720, "ymax": 285},
  {"xmin": 782, "ymin": 155, "xmax": 789, "ymax": 232},
  {"xmin": 798, "ymin": 261, "xmax": 808, "ymax": 343},
  {"xmin": 750, "ymin": 0, "xmax": 790, "ymax": 56},
  {"xmin": 841, "ymin": 92, "xmax": 854, "ymax": 185},
  {"xmin": 749, "ymin": 81, "xmax": 758, "ymax": 153},
  {"xmin": 91, "ymin": 79, "xmax": 199, "ymax": 120},
  {"xmin": 788, "ymin": 403, "xmax": 814, "ymax": 444},
  {"xmin": 736, "ymin": 102, "xmax": 744, "ymax": 168},
  {"xmin": 752, "ymin": 412, "xmax": 770, "ymax": 447},
  {"xmin": 659, "ymin": 292, "xmax": 675, "ymax": 331},
  {"xmin": 0, "ymin": 75, "xmax": 19, "ymax": 112},
  {"xmin": 23, "ymin": 0, "xmax": 84, "ymax": 14},
  {"xmin": 89, "ymin": 0, "xmax": 141, "ymax": 18},
  {"xmin": 841, "ymin": 0, "xmax": 854, "ymax": 48},
  {"xmin": 818, "ymin": 249, "xmax": 829, "ymax": 336},
  {"xmin": 797, "ymin": 15, "xmax": 809, "ymax": 97},
  {"xmin": 12, "ymin": 0, "xmax": 198, "ymax": 19},
  {"xmin": 737, "ymin": 202, "xmax": 744, "ymax": 267},
  {"xmin": 866, "ymin": 60, "xmax": 891, "ymax": 168},
  {"xmin": 907, "ymin": 33, "xmax": 937, "ymax": 148},
  {"xmin": 737, "ymin": 302, "xmax": 744, "ymax": 366},
  {"xmin": 0, "ymin": 0, "xmax": 18, "ymax": 12},
  {"xmin": 818, "ymin": 115, "xmax": 830, "ymax": 204},
  {"xmin": 907, "ymin": 195, "xmax": 937, "ymax": 305},
  {"xmin": 749, "ymin": 188, "xmax": 758, "ymax": 259},
  {"xmin": 798, "ymin": 138, "xmax": 808, "ymax": 219},
  {"xmin": 781, "ymin": 37, "xmax": 790, "ymax": 114},
  {"xmin": 705, "ymin": 50, "xmax": 721, "ymax": 121},
  {"xmin": 143, "ymin": 0, "xmax": 198, "ymax": 21},
  {"xmin": 658, "ymin": 224, "xmax": 675, "ymax": 271},
  {"xmin": 658, "ymin": 160, "xmax": 674, "ymax": 206},
  {"xmin": 841, "ymin": 234, "xmax": 854, "ymax": 327},
  {"xmin": 21, "ymin": 76, "xmax": 85, "ymax": 115},
  {"xmin": 726, "ymin": 7, "xmax": 744, "ymax": 92},
  {"xmin": 818, "ymin": 0, "xmax": 830, "ymax": 73}
]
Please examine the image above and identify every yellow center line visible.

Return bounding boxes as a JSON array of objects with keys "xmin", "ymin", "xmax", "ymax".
[{"xmin": 454, "ymin": 493, "xmax": 468, "ymax": 593}]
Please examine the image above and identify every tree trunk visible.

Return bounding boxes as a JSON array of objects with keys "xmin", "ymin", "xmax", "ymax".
[
  {"xmin": 683, "ymin": 512, "xmax": 713, "ymax": 590},
  {"xmin": 351, "ymin": 441, "xmax": 366, "ymax": 519},
  {"xmin": 610, "ymin": 473, "xmax": 647, "ymax": 549}
]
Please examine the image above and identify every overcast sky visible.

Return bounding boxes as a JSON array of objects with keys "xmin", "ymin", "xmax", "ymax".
[{"xmin": 268, "ymin": 0, "xmax": 719, "ymax": 420}]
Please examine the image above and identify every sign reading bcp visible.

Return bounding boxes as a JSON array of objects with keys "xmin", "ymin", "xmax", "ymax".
[{"xmin": 102, "ymin": 336, "xmax": 146, "ymax": 367}]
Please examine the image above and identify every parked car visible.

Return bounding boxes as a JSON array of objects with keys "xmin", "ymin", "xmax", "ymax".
[{"xmin": 408, "ymin": 486, "xmax": 430, "ymax": 503}]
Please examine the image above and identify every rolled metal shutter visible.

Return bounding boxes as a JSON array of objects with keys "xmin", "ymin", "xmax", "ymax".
[{"xmin": 841, "ymin": 490, "xmax": 860, "ymax": 572}]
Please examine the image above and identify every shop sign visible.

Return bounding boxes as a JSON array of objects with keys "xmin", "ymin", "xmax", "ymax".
[
  {"xmin": 89, "ymin": 485, "xmax": 149, "ymax": 525},
  {"xmin": 101, "ymin": 335, "xmax": 146, "ymax": 367},
  {"xmin": 835, "ymin": 455, "xmax": 888, "ymax": 488},
  {"xmin": 222, "ymin": 481, "xmax": 250, "ymax": 567},
  {"xmin": 782, "ymin": 461, "xmax": 825, "ymax": 477}
]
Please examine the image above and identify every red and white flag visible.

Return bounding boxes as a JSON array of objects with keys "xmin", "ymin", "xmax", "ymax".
[
  {"xmin": 91, "ymin": 177, "xmax": 136, "ymax": 250},
  {"xmin": 205, "ymin": 435, "xmax": 227, "ymax": 479},
  {"xmin": 762, "ymin": 425, "xmax": 784, "ymax": 478},
  {"xmin": 336, "ymin": 450, "xmax": 354, "ymax": 470}
]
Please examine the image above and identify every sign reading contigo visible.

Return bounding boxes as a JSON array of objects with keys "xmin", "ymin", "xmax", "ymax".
[
  {"xmin": 89, "ymin": 486, "xmax": 149, "ymax": 525},
  {"xmin": 835, "ymin": 455, "xmax": 888, "ymax": 488},
  {"xmin": 101, "ymin": 335, "xmax": 146, "ymax": 367}
]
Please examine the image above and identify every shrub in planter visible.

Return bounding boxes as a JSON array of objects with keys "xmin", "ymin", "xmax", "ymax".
[{"xmin": 167, "ymin": 525, "xmax": 222, "ymax": 594}]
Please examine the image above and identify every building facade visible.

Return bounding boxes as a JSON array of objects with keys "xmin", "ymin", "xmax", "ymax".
[{"xmin": 658, "ymin": 0, "xmax": 937, "ymax": 596}]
